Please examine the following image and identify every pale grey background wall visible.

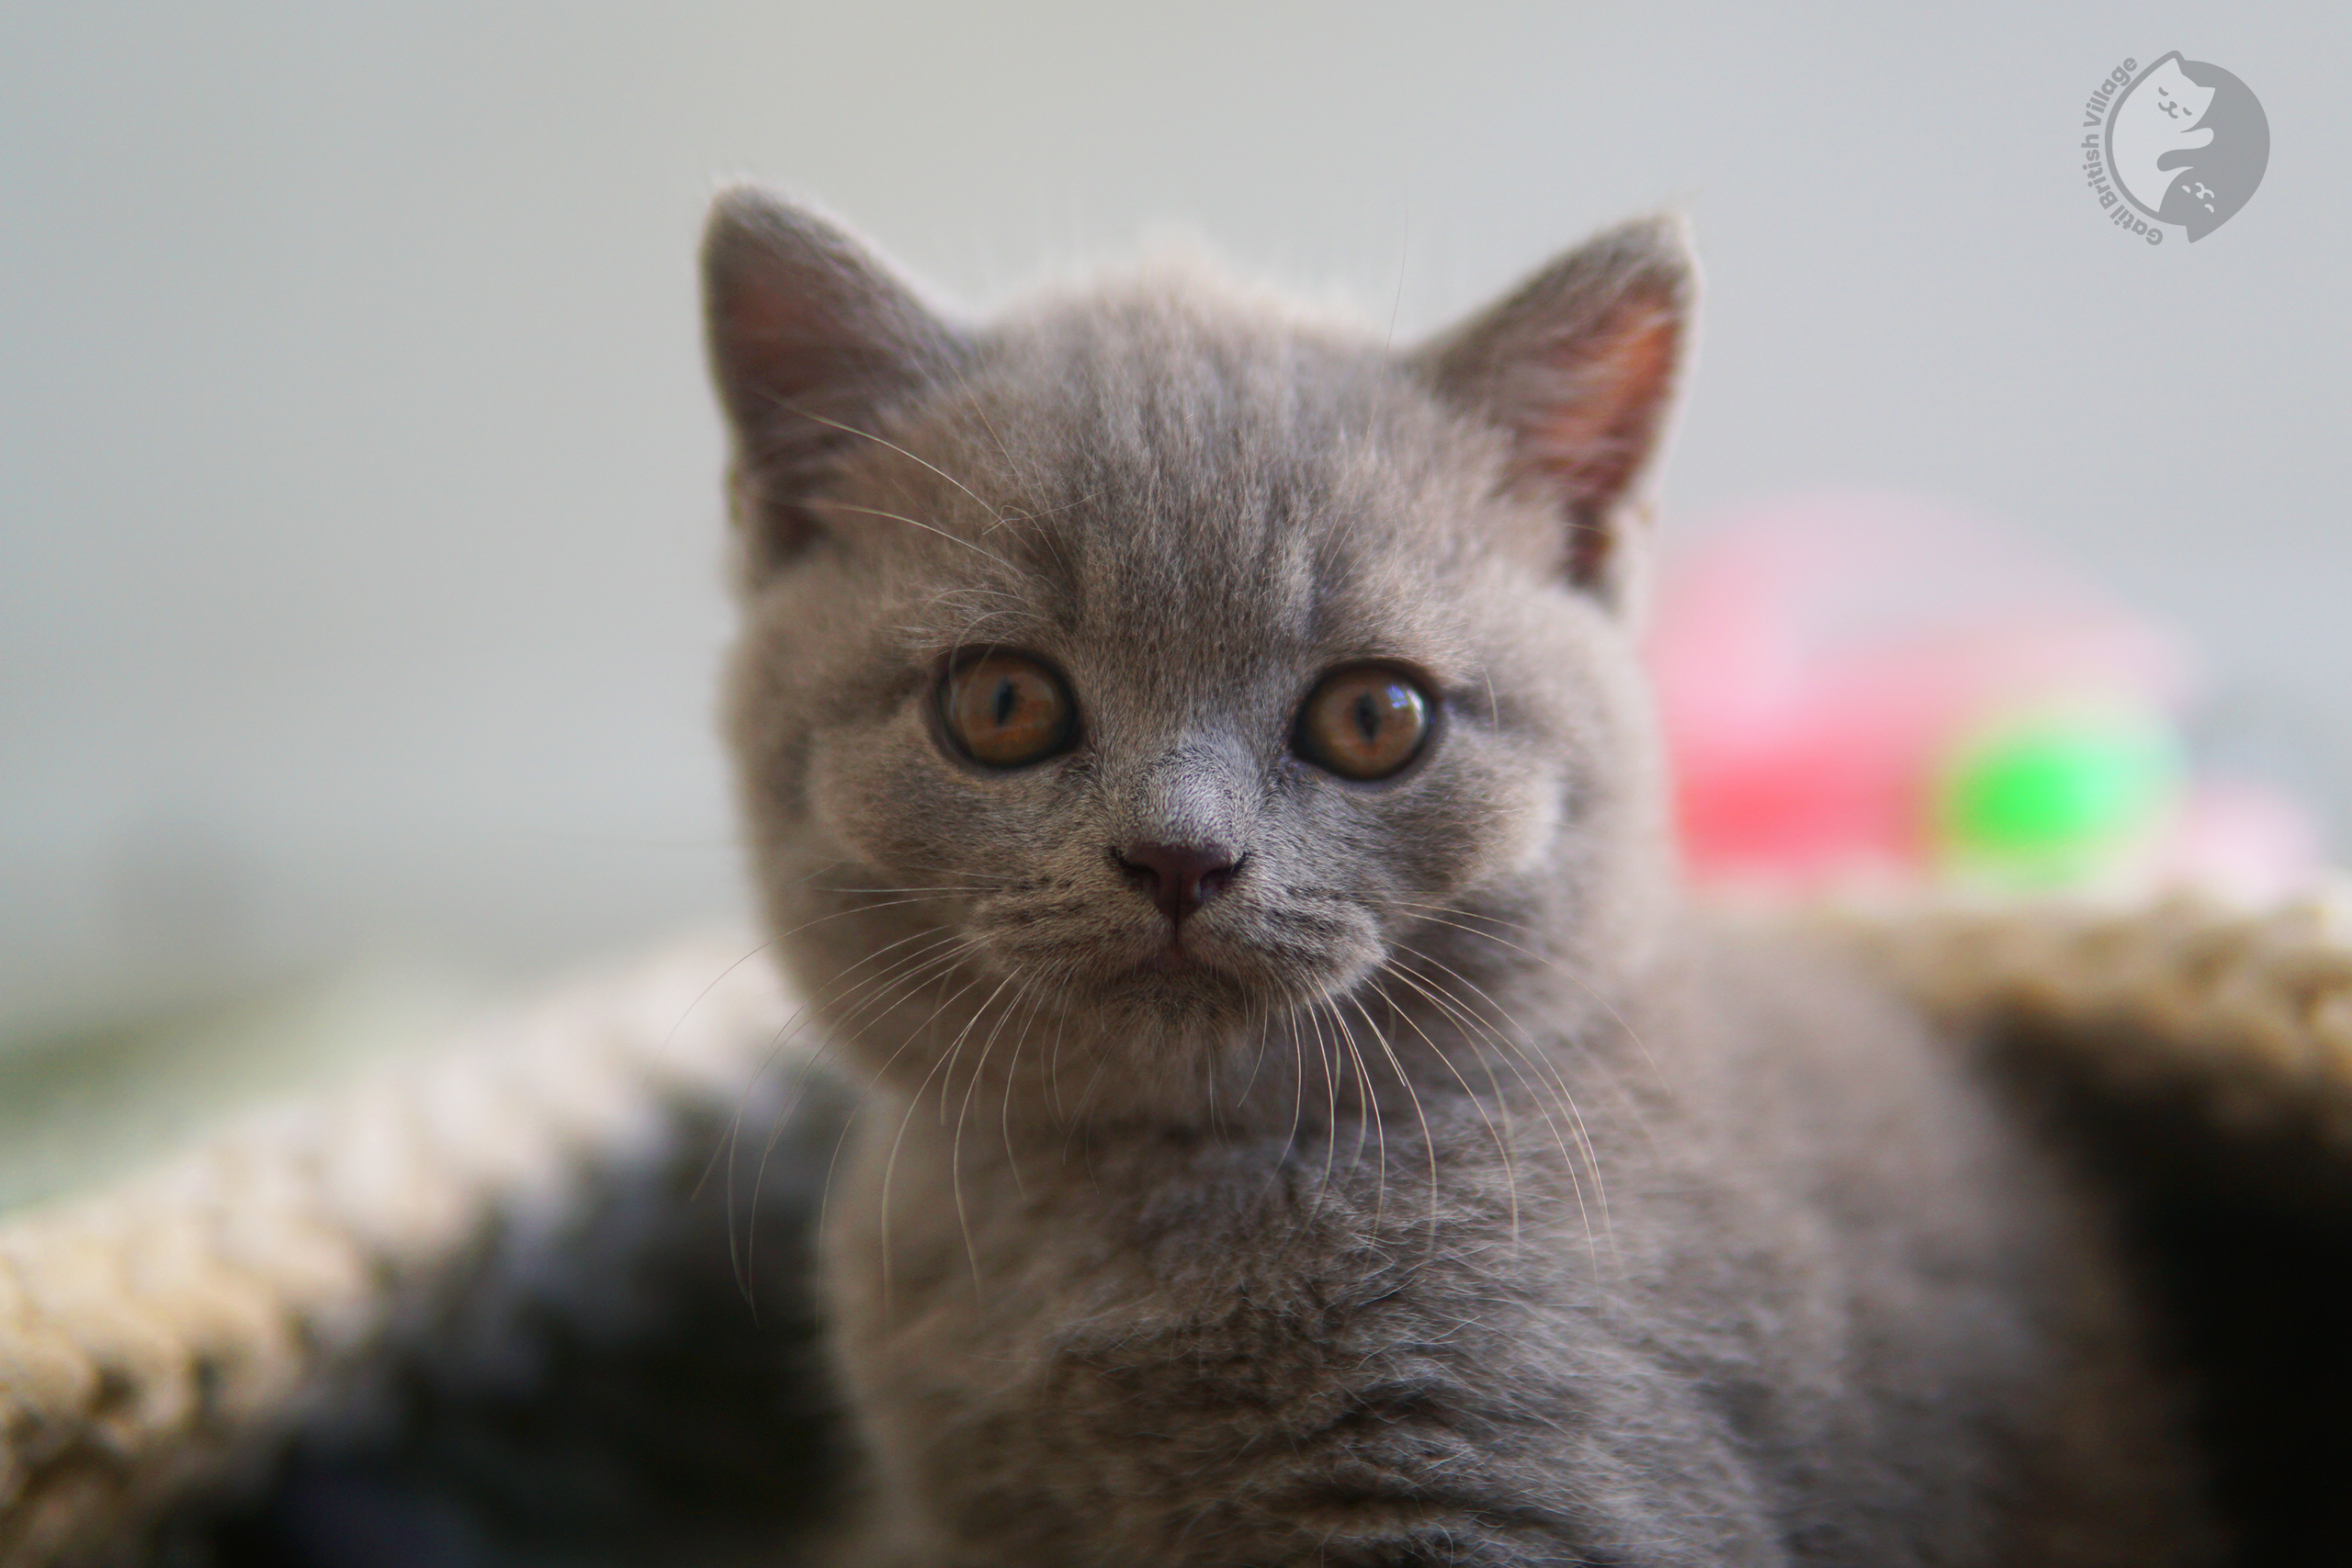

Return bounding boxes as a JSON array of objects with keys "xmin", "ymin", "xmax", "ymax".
[{"xmin": 5, "ymin": 1, "xmax": 2347, "ymax": 1036}]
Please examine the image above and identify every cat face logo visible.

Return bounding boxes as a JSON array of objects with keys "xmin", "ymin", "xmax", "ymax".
[{"xmin": 2103, "ymin": 52, "xmax": 2268, "ymax": 241}]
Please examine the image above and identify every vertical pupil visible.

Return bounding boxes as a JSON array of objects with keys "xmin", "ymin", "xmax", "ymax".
[
  {"xmin": 1351, "ymin": 690, "xmax": 1381, "ymax": 744},
  {"xmin": 992, "ymin": 677, "xmax": 1019, "ymax": 728}
]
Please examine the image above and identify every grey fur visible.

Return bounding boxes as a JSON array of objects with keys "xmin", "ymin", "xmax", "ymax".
[{"xmin": 702, "ymin": 187, "xmax": 2222, "ymax": 1566}]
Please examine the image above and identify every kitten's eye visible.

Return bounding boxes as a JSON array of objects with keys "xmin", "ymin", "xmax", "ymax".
[
  {"xmin": 939, "ymin": 651, "xmax": 1076, "ymax": 768},
  {"xmin": 1295, "ymin": 666, "xmax": 1432, "ymax": 781}
]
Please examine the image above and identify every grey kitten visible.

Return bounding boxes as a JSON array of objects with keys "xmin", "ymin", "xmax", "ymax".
[{"xmin": 703, "ymin": 188, "xmax": 2220, "ymax": 1567}]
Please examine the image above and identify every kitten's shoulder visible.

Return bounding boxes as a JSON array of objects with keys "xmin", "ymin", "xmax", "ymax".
[
  {"xmin": 1657, "ymin": 904, "xmax": 1963, "ymax": 1077},
  {"xmin": 1639, "ymin": 903, "xmax": 2030, "ymax": 1209}
]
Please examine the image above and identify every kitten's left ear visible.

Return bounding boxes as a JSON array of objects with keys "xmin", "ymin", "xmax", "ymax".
[{"xmin": 1410, "ymin": 216, "xmax": 1694, "ymax": 601}]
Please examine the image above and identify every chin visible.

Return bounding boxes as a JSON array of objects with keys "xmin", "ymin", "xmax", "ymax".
[
  {"xmin": 1103, "ymin": 949, "xmax": 1261, "ymax": 1024},
  {"xmin": 973, "ymin": 908, "xmax": 1384, "ymax": 1035},
  {"xmin": 1135, "ymin": 937, "xmax": 1376, "ymax": 1029},
  {"xmin": 986, "ymin": 934, "xmax": 1252, "ymax": 1029}
]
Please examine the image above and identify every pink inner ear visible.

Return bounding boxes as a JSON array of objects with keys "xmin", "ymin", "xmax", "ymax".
[
  {"xmin": 1517, "ymin": 302, "xmax": 1681, "ymax": 584},
  {"xmin": 723, "ymin": 282, "xmax": 792, "ymax": 357},
  {"xmin": 718, "ymin": 276, "xmax": 843, "ymax": 407}
]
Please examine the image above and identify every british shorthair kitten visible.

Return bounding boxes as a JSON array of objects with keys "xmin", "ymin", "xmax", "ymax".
[{"xmin": 702, "ymin": 188, "xmax": 2220, "ymax": 1566}]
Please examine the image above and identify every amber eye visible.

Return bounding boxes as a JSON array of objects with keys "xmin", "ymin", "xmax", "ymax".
[
  {"xmin": 938, "ymin": 651, "xmax": 1076, "ymax": 768},
  {"xmin": 1295, "ymin": 666, "xmax": 1433, "ymax": 781}
]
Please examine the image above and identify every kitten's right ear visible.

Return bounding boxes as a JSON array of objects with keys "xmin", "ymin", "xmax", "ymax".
[{"xmin": 701, "ymin": 186, "xmax": 967, "ymax": 574}]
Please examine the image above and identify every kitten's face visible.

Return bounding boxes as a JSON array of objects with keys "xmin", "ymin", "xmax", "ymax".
[{"xmin": 707, "ymin": 198, "xmax": 1690, "ymax": 1100}]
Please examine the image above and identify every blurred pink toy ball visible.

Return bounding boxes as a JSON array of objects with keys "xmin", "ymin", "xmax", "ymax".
[{"xmin": 1645, "ymin": 492, "xmax": 2312, "ymax": 893}]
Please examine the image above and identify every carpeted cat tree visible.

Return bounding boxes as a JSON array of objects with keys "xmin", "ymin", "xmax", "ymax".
[{"xmin": 7, "ymin": 891, "xmax": 2352, "ymax": 1565}]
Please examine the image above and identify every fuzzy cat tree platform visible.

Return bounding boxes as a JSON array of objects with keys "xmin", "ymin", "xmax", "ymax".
[{"xmin": 8, "ymin": 890, "xmax": 2352, "ymax": 1566}]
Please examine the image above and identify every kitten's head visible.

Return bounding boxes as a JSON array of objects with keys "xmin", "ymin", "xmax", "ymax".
[{"xmin": 706, "ymin": 190, "xmax": 1692, "ymax": 1111}]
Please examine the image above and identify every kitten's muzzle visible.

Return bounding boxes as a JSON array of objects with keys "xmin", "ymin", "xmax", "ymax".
[{"xmin": 1113, "ymin": 840, "xmax": 1241, "ymax": 928}]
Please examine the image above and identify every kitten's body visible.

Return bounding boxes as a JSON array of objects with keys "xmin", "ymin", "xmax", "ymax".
[
  {"xmin": 703, "ymin": 196, "xmax": 2219, "ymax": 1565},
  {"xmin": 820, "ymin": 932, "xmax": 2200, "ymax": 1567}
]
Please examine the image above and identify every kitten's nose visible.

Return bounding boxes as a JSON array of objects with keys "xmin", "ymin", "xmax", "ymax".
[{"xmin": 1114, "ymin": 840, "xmax": 1239, "ymax": 926}]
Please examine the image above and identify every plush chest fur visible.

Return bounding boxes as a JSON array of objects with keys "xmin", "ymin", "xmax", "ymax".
[{"xmin": 811, "ymin": 933, "xmax": 2207, "ymax": 1567}]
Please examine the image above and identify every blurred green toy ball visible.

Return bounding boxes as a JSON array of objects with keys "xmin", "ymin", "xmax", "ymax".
[{"xmin": 1933, "ymin": 707, "xmax": 2183, "ymax": 885}]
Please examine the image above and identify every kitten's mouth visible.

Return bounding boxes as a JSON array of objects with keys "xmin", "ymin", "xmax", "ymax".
[
  {"xmin": 1114, "ymin": 919, "xmax": 1251, "ymax": 993},
  {"xmin": 972, "ymin": 893, "xmax": 1374, "ymax": 1015},
  {"xmin": 1142, "ymin": 931, "xmax": 1201, "ymax": 974}
]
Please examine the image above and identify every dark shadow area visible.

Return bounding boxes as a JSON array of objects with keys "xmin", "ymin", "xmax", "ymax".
[
  {"xmin": 2000, "ymin": 1021, "xmax": 2352, "ymax": 1568},
  {"xmin": 148, "ymin": 1086, "xmax": 856, "ymax": 1568}
]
